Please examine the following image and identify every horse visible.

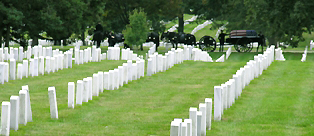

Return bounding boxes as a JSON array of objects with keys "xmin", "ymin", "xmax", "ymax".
[{"xmin": 146, "ymin": 32, "xmax": 159, "ymax": 51}]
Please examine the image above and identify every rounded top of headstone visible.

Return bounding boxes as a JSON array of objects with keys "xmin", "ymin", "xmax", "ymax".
[
  {"xmin": 184, "ymin": 118, "xmax": 192, "ymax": 123},
  {"xmin": 171, "ymin": 121, "xmax": 180, "ymax": 126},
  {"xmin": 10, "ymin": 95, "xmax": 19, "ymax": 100},
  {"xmin": 197, "ymin": 111, "xmax": 202, "ymax": 116},
  {"xmin": 189, "ymin": 107, "xmax": 197, "ymax": 111},
  {"xmin": 199, "ymin": 103, "xmax": 206, "ymax": 107},
  {"xmin": 2, "ymin": 101, "xmax": 10, "ymax": 105},
  {"xmin": 205, "ymin": 98, "xmax": 212, "ymax": 102},
  {"xmin": 214, "ymin": 86, "xmax": 222, "ymax": 89},
  {"xmin": 19, "ymin": 89, "xmax": 28, "ymax": 94},
  {"xmin": 48, "ymin": 86, "xmax": 55, "ymax": 91}
]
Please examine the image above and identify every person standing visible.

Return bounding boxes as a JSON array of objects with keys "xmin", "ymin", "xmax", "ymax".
[
  {"xmin": 93, "ymin": 22, "xmax": 103, "ymax": 48},
  {"xmin": 218, "ymin": 30, "xmax": 229, "ymax": 52}
]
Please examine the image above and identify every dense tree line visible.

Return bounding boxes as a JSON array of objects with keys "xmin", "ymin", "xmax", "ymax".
[{"xmin": 1, "ymin": 0, "xmax": 313, "ymax": 47}]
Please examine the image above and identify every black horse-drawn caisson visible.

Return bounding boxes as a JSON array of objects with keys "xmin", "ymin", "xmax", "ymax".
[{"xmin": 199, "ymin": 30, "xmax": 266, "ymax": 52}]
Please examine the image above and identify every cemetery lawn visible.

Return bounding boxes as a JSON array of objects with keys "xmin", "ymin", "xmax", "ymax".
[{"xmin": 1, "ymin": 51, "xmax": 313, "ymax": 135}]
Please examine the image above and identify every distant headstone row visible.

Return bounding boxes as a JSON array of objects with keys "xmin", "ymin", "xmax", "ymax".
[
  {"xmin": 301, "ymin": 46, "xmax": 308, "ymax": 62},
  {"xmin": 0, "ymin": 85, "xmax": 32, "ymax": 136},
  {"xmin": 170, "ymin": 98, "xmax": 213, "ymax": 136},
  {"xmin": 65, "ymin": 59, "xmax": 145, "ymax": 113},
  {"xmin": 214, "ymin": 46, "xmax": 275, "ymax": 121},
  {"xmin": 170, "ymin": 46, "xmax": 275, "ymax": 136},
  {"xmin": 275, "ymin": 47, "xmax": 286, "ymax": 61}
]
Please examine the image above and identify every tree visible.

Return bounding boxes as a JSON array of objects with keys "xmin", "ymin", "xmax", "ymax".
[
  {"xmin": 122, "ymin": 9, "xmax": 150, "ymax": 50},
  {"xmin": 196, "ymin": 0, "xmax": 314, "ymax": 47}
]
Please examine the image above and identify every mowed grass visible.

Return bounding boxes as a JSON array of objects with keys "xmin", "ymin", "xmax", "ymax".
[
  {"xmin": 3, "ymin": 52, "xmax": 254, "ymax": 135},
  {"xmin": 208, "ymin": 53, "xmax": 314, "ymax": 135},
  {"xmin": 1, "ymin": 47, "xmax": 313, "ymax": 135}
]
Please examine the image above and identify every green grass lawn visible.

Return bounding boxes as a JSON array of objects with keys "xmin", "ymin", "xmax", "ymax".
[{"xmin": 1, "ymin": 50, "xmax": 313, "ymax": 135}]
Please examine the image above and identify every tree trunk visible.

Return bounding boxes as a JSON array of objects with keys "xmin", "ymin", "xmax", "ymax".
[
  {"xmin": 54, "ymin": 40, "xmax": 61, "ymax": 45},
  {"xmin": 62, "ymin": 39, "xmax": 67, "ymax": 46},
  {"xmin": 5, "ymin": 25, "xmax": 10, "ymax": 47},
  {"xmin": 267, "ymin": 36, "xmax": 277, "ymax": 48},
  {"xmin": 81, "ymin": 30, "xmax": 86, "ymax": 46},
  {"xmin": 0, "ymin": 28, "xmax": 3, "ymax": 47},
  {"xmin": 32, "ymin": 36, "xmax": 39, "ymax": 46},
  {"xmin": 178, "ymin": 14, "xmax": 184, "ymax": 33}
]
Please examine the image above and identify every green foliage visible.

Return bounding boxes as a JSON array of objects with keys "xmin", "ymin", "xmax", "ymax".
[{"xmin": 123, "ymin": 9, "xmax": 150, "ymax": 50}]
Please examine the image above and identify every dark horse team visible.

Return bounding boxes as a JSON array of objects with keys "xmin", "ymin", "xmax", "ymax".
[{"xmin": 93, "ymin": 23, "xmax": 197, "ymax": 51}]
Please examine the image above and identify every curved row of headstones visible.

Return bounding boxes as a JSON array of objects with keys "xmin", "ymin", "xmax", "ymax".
[
  {"xmin": 0, "ymin": 45, "xmax": 145, "ymax": 135},
  {"xmin": 170, "ymin": 46, "xmax": 275, "ymax": 136},
  {"xmin": 0, "ymin": 48, "xmax": 73, "ymax": 84},
  {"xmin": 274, "ymin": 47, "xmax": 286, "ymax": 61},
  {"xmin": 0, "ymin": 85, "xmax": 33, "ymax": 136},
  {"xmin": 168, "ymin": 16, "xmax": 198, "ymax": 32},
  {"xmin": 301, "ymin": 46, "xmax": 308, "ymax": 62},
  {"xmin": 191, "ymin": 20, "xmax": 212, "ymax": 35},
  {"xmin": 51, "ymin": 59, "xmax": 145, "ymax": 118}
]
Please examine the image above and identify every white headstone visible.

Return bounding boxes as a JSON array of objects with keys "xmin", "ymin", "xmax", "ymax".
[
  {"xmin": 214, "ymin": 86, "xmax": 222, "ymax": 121},
  {"xmin": 9, "ymin": 59, "xmax": 16, "ymax": 80},
  {"xmin": 18, "ymin": 90, "xmax": 27, "ymax": 125},
  {"xmin": 196, "ymin": 111, "xmax": 202, "ymax": 136},
  {"xmin": 68, "ymin": 82, "xmax": 75, "ymax": 108},
  {"xmin": 170, "ymin": 121, "xmax": 180, "ymax": 136},
  {"xmin": 98, "ymin": 71, "xmax": 104, "ymax": 93},
  {"xmin": 22, "ymin": 60, "xmax": 28, "ymax": 77},
  {"xmin": 76, "ymin": 80, "xmax": 83, "ymax": 105},
  {"xmin": 83, "ymin": 78, "xmax": 89, "ymax": 102},
  {"xmin": 103, "ymin": 72, "xmax": 109, "ymax": 90},
  {"xmin": 48, "ymin": 87, "xmax": 58, "ymax": 119},
  {"xmin": 87, "ymin": 77, "xmax": 93, "ymax": 100},
  {"xmin": 127, "ymin": 60, "xmax": 133, "ymax": 81},
  {"xmin": 17, "ymin": 63, "xmax": 23, "ymax": 79},
  {"xmin": 4, "ymin": 62, "xmax": 9, "ymax": 82},
  {"xmin": 205, "ymin": 98, "xmax": 212, "ymax": 130},
  {"xmin": 21, "ymin": 85, "xmax": 32, "ymax": 122},
  {"xmin": 108, "ymin": 70, "xmax": 114, "ymax": 90},
  {"xmin": 199, "ymin": 103, "xmax": 206, "ymax": 135},
  {"xmin": 10, "ymin": 96, "xmax": 19, "ymax": 131},
  {"xmin": 1, "ymin": 102, "xmax": 11, "ymax": 136},
  {"xmin": 122, "ymin": 63, "xmax": 128, "ymax": 84},
  {"xmin": 0, "ymin": 62, "xmax": 5, "ymax": 84},
  {"xmin": 189, "ymin": 107, "xmax": 197, "ymax": 136},
  {"xmin": 92, "ymin": 74, "xmax": 99, "ymax": 96},
  {"xmin": 184, "ymin": 119, "xmax": 192, "ymax": 136}
]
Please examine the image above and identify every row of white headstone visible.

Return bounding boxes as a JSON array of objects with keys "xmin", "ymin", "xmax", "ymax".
[
  {"xmin": 147, "ymin": 43, "xmax": 156, "ymax": 57},
  {"xmin": 0, "ymin": 45, "xmax": 56, "ymax": 62},
  {"xmin": 0, "ymin": 50, "xmax": 73, "ymax": 83},
  {"xmin": 170, "ymin": 98, "xmax": 213, "ymax": 136},
  {"xmin": 192, "ymin": 48, "xmax": 213, "ymax": 62},
  {"xmin": 301, "ymin": 46, "xmax": 307, "ymax": 62},
  {"xmin": 310, "ymin": 40, "xmax": 313, "ymax": 50},
  {"xmin": 121, "ymin": 48, "xmax": 138, "ymax": 61},
  {"xmin": 275, "ymin": 47, "xmax": 286, "ymax": 61},
  {"xmin": 0, "ymin": 85, "xmax": 32, "ymax": 136},
  {"xmin": 147, "ymin": 48, "xmax": 185, "ymax": 76},
  {"xmin": 191, "ymin": 20, "xmax": 213, "ymax": 35},
  {"xmin": 75, "ymin": 46, "xmax": 106, "ymax": 64},
  {"xmin": 215, "ymin": 54, "xmax": 225, "ymax": 62},
  {"xmin": 214, "ymin": 46, "xmax": 275, "ymax": 121},
  {"xmin": 226, "ymin": 46, "xmax": 232, "ymax": 60},
  {"xmin": 64, "ymin": 59, "xmax": 145, "ymax": 113}
]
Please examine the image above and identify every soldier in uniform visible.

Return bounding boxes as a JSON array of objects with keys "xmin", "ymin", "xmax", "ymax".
[
  {"xmin": 218, "ymin": 30, "xmax": 229, "ymax": 52},
  {"xmin": 93, "ymin": 22, "xmax": 103, "ymax": 48}
]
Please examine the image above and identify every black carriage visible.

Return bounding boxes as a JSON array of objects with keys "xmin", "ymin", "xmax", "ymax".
[
  {"xmin": 199, "ymin": 30, "xmax": 265, "ymax": 52},
  {"xmin": 198, "ymin": 36, "xmax": 217, "ymax": 52},
  {"xmin": 226, "ymin": 30, "xmax": 265, "ymax": 52}
]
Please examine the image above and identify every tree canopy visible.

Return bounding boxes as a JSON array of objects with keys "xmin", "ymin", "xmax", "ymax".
[{"xmin": 1, "ymin": 0, "xmax": 313, "ymax": 47}]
